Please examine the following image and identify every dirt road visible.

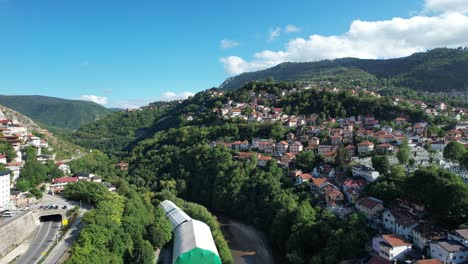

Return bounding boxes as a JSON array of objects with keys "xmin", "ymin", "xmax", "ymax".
[{"xmin": 218, "ymin": 216, "xmax": 276, "ymax": 264}]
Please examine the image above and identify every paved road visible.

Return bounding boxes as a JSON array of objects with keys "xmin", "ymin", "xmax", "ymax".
[
  {"xmin": 15, "ymin": 220, "xmax": 61, "ymax": 264},
  {"xmin": 43, "ymin": 212, "xmax": 85, "ymax": 264}
]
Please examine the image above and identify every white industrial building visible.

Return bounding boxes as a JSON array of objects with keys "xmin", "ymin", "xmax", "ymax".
[{"xmin": 159, "ymin": 200, "xmax": 222, "ymax": 264}]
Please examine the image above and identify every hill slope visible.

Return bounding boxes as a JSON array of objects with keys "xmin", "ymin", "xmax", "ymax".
[
  {"xmin": 0, "ymin": 95, "xmax": 113, "ymax": 129},
  {"xmin": 220, "ymin": 48, "xmax": 468, "ymax": 92},
  {"xmin": 0, "ymin": 104, "xmax": 82, "ymax": 159}
]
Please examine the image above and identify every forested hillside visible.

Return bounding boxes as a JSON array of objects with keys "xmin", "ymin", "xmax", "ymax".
[
  {"xmin": 0, "ymin": 95, "xmax": 113, "ymax": 129},
  {"xmin": 220, "ymin": 48, "xmax": 468, "ymax": 92}
]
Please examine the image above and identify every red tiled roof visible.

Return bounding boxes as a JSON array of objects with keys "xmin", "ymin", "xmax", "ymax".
[
  {"xmin": 298, "ymin": 173, "xmax": 313, "ymax": 180},
  {"xmin": 381, "ymin": 234, "xmax": 411, "ymax": 247},
  {"xmin": 311, "ymin": 177, "xmax": 327, "ymax": 187},
  {"xmin": 358, "ymin": 140, "xmax": 374, "ymax": 146},
  {"xmin": 415, "ymin": 259, "xmax": 442, "ymax": 264},
  {"xmin": 52, "ymin": 177, "xmax": 78, "ymax": 184},
  {"xmin": 259, "ymin": 156, "xmax": 272, "ymax": 161},
  {"xmin": 357, "ymin": 197, "xmax": 383, "ymax": 210},
  {"xmin": 376, "ymin": 143, "xmax": 393, "ymax": 148}
]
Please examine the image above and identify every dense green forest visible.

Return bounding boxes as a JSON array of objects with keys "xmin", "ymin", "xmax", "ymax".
[
  {"xmin": 126, "ymin": 125, "xmax": 372, "ymax": 263},
  {"xmin": 220, "ymin": 48, "xmax": 468, "ymax": 93},
  {"xmin": 64, "ymin": 181, "xmax": 173, "ymax": 264},
  {"xmin": 0, "ymin": 95, "xmax": 113, "ymax": 129}
]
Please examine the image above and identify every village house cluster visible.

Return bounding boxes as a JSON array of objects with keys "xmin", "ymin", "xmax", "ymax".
[
  {"xmin": 0, "ymin": 111, "xmax": 55, "ymax": 208},
  {"xmin": 204, "ymin": 86, "xmax": 468, "ymax": 263}
]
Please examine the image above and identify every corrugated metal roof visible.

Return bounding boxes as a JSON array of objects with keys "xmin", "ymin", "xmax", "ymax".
[
  {"xmin": 173, "ymin": 219, "xmax": 220, "ymax": 263},
  {"xmin": 159, "ymin": 200, "xmax": 180, "ymax": 213},
  {"xmin": 159, "ymin": 200, "xmax": 192, "ymax": 231}
]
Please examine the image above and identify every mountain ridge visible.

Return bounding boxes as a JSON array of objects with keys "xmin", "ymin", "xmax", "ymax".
[
  {"xmin": 220, "ymin": 48, "xmax": 468, "ymax": 92},
  {"xmin": 0, "ymin": 95, "xmax": 113, "ymax": 129}
]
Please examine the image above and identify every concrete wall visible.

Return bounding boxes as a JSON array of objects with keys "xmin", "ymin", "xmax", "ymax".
[{"xmin": 0, "ymin": 212, "xmax": 40, "ymax": 258}]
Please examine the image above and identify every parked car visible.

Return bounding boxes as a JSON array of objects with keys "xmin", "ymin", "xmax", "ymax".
[{"xmin": 2, "ymin": 211, "xmax": 15, "ymax": 217}]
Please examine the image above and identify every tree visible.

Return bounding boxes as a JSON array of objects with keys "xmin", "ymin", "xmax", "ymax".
[
  {"xmin": 295, "ymin": 151, "xmax": 315, "ymax": 171},
  {"xmin": 372, "ymin": 155, "xmax": 390, "ymax": 175},
  {"xmin": 241, "ymin": 106, "xmax": 254, "ymax": 116},
  {"xmin": 397, "ymin": 138, "xmax": 410, "ymax": 164},
  {"xmin": 443, "ymin": 141, "xmax": 466, "ymax": 162},
  {"xmin": 462, "ymin": 152, "xmax": 468, "ymax": 170},
  {"xmin": 390, "ymin": 165, "xmax": 406, "ymax": 179},
  {"xmin": 335, "ymin": 145, "xmax": 350, "ymax": 169}
]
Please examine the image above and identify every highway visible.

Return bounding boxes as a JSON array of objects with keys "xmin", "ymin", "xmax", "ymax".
[{"xmin": 15, "ymin": 220, "xmax": 61, "ymax": 264}]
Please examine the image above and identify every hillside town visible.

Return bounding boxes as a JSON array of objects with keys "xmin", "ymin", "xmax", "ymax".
[
  {"xmin": 199, "ymin": 85, "xmax": 468, "ymax": 264},
  {"xmin": 0, "ymin": 110, "xmax": 115, "ymax": 212}
]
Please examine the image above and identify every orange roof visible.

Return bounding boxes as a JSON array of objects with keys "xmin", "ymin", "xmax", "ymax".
[
  {"xmin": 376, "ymin": 143, "xmax": 393, "ymax": 148},
  {"xmin": 381, "ymin": 234, "xmax": 410, "ymax": 247},
  {"xmin": 311, "ymin": 177, "xmax": 327, "ymax": 187},
  {"xmin": 298, "ymin": 173, "xmax": 313, "ymax": 180},
  {"xmin": 415, "ymin": 260, "xmax": 442, "ymax": 264},
  {"xmin": 358, "ymin": 140, "xmax": 374, "ymax": 146},
  {"xmin": 259, "ymin": 156, "xmax": 272, "ymax": 161}
]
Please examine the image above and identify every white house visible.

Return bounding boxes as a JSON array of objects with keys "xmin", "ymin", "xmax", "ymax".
[
  {"xmin": 6, "ymin": 164, "xmax": 21, "ymax": 186},
  {"xmin": 448, "ymin": 229, "xmax": 468, "ymax": 247},
  {"xmin": 290, "ymin": 141, "xmax": 303, "ymax": 154},
  {"xmin": 382, "ymin": 209, "xmax": 419, "ymax": 241},
  {"xmin": 430, "ymin": 140, "xmax": 447, "ymax": 152},
  {"xmin": 372, "ymin": 234, "xmax": 412, "ymax": 261},
  {"xmin": 430, "ymin": 241, "xmax": 467, "ymax": 264},
  {"xmin": 0, "ymin": 154, "xmax": 6, "ymax": 164},
  {"xmin": 277, "ymin": 141, "xmax": 289, "ymax": 154},
  {"xmin": 352, "ymin": 165, "xmax": 380, "ymax": 182},
  {"xmin": 296, "ymin": 173, "xmax": 312, "ymax": 184},
  {"xmin": 357, "ymin": 140, "xmax": 375, "ymax": 154},
  {"xmin": 355, "ymin": 197, "xmax": 384, "ymax": 220},
  {"xmin": 0, "ymin": 170, "xmax": 11, "ymax": 207},
  {"xmin": 258, "ymin": 156, "xmax": 272, "ymax": 167}
]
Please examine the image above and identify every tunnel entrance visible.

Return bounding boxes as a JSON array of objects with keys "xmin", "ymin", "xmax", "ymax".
[{"xmin": 39, "ymin": 214, "xmax": 63, "ymax": 222}]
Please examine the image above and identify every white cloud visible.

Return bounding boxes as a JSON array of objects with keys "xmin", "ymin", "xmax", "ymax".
[
  {"xmin": 221, "ymin": 12, "xmax": 468, "ymax": 75},
  {"xmin": 285, "ymin": 24, "xmax": 301, "ymax": 33},
  {"xmin": 220, "ymin": 39, "xmax": 239, "ymax": 49},
  {"xmin": 269, "ymin": 27, "xmax": 281, "ymax": 41},
  {"xmin": 80, "ymin": 95, "xmax": 108, "ymax": 105},
  {"xmin": 161, "ymin": 91, "xmax": 194, "ymax": 101},
  {"xmin": 424, "ymin": 0, "xmax": 468, "ymax": 14}
]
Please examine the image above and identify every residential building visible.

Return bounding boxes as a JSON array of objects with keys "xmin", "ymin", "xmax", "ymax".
[
  {"xmin": 330, "ymin": 134, "xmax": 342, "ymax": 146},
  {"xmin": 296, "ymin": 173, "xmax": 313, "ymax": 184},
  {"xmin": 358, "ymin": 140, "xmax": 375, "ymax": 154},
  {"xmin": 429, "ymin": 241, "xmax": 467, "ymax": 264},
  {"xmin": 355, "ymin": 197, "xmax": 384, "ymax": 220},
  {"xmin": 414, "ymin": 259, "xmax": 442, "ymax": 264},
  {"xmin": 448, "ymin": 229, "xmax": 468, "ymax": 247},
  {"xmin": 372, "ymin": 234, "xmax": 412, "ymax": 261},
  {"xmin": 290, "ymin": 141, "xmax": 303, "ymax": 154},
  {"xmin": 49, "ymin": 177, "xmax": 79, "ymax": 193},
  {"xmin": 258, "ymin": 156, "xmax": 272, "ymax": 167},
  {"xmin": 383, "ymin": 209, "xmax": 418, "ymax": 240},
  {"xmin": 0, "ymin": 154, "xmax": 6, "ymax": 164},
  {"xmin": 277, "ymin": 141, "xmax": 289, "ymax": 154},
  {"xmin": 352, "ymin": 165, "xmax": 380, "ymax": 182},
  {"xmin": 412, "ymin": 224, "xmax": 445, "ymax": 251},
  {"xmin": 430, "ymin": 140, "xmax": 446, "ymax": 151},
  {"xmin": 0, "ymin": 170, "xmax": 10, "ymax": 207},
  {"xmin": 318, "ymin": 144, "xmax": 333, "ymax": 155}
]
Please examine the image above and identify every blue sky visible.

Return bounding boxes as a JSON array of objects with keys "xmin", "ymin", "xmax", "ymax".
[{"xmin": 1, "ymin": 0, "xmax": 467, "ymax": 108}]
